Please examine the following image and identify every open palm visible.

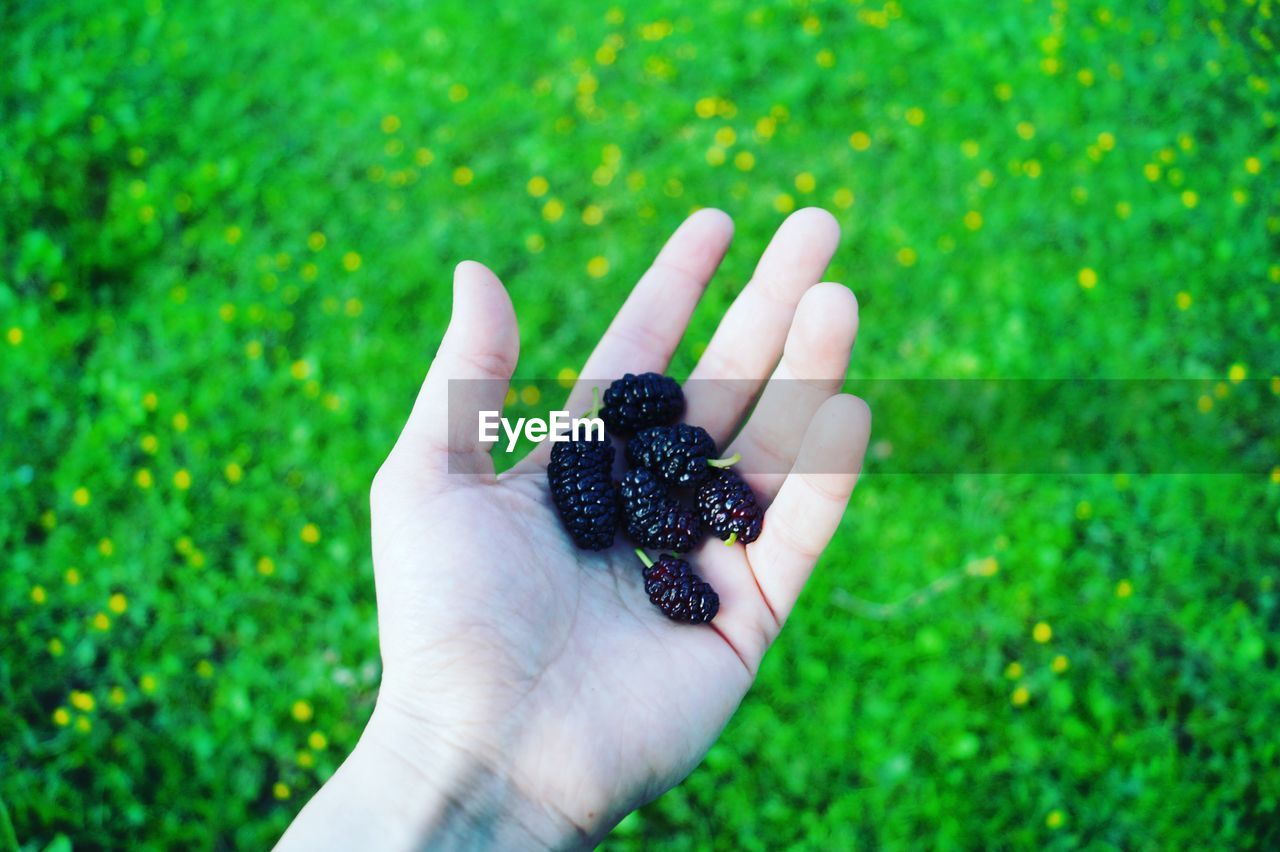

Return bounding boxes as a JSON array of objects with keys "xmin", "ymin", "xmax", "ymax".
[{"xmin": 281, "ymin": 207, "xmax": 870, "ymax": 849}]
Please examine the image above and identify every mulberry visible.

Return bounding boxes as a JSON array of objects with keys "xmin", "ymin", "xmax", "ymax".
[
  {"xmin": 600, "ymin": 372, "xmax": 684, "ymax": 436},
  {"xmin": 635, "ymin": 550, "xmax": 719, "ymax": 623},
  {"xmin": 619, "ymin": 468, "xmax": 701, "ymax": 553},
  {"xmin": 547, "ymin": 434, "xmax": 618, "ymax": 551},
  {"xmin": 696, "ymin": 468, "xmax": 763, "ymax": 545},
  {"xmin": 626, "ymin": 424, "xmax": 739, "ymax": 486}
]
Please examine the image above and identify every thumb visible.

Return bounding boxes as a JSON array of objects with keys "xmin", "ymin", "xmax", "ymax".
[{"xmin": 388, "ymin": 260, "xmax": 520, "ymax": 479}]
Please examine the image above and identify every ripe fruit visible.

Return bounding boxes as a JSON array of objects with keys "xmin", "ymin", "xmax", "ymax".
[
  {"xmin": 696, "ymin": 468, "xmax": 763, "ymax": 545},
  {"xmin": 600, "ymin": 372, "xmax": 684, "ymax": 436},
  {"xmin": 626, "ymin": 424, "xmax": 740, "ymax": 486},
  {"xmin": 547, "ymin": 392, "xmax": 618, "ymax": 550},
  {"xmin": 619, "ymin": 468, "xmax": 701, "ymax": 553},
  {"xmin": 635, "ymin": 550, "xmax": 719, "ymax": 623}
]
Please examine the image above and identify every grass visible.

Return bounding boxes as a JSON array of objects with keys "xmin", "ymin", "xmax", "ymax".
[{"xmin": 3, "ymin": 0, "xmax": 1278, "ymax": 848}]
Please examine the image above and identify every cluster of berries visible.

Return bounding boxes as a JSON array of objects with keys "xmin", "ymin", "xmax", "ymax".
[{"xmin": 547, "ymin": 372, "xmax": 764, "ymax": 625}]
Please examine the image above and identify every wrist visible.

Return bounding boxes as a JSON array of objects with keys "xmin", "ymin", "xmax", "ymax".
[{"xmin": 279, "ymin": 700, "xmax": 592, "ymax": 850}]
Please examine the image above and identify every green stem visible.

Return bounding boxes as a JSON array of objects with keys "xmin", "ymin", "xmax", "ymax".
[
  {"xmin": 707, "ymin": 452, "xmax": 741, "ymax": 469},
  {"xmin": 635, "ymin": 548, "xmax": 654, "ymax": 569},
  {"xmin": 724, "ymin": 532, "xmax": 738, "ymax": 546},
  {"xmin": 581, "ymin": 386, "xmax": 602, "ymax": 420}
]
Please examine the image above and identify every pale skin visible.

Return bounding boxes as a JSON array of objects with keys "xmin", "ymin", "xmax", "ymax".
[{"xmin": 277, "ymin": 207, "xmax": 871, "ymax": 849}]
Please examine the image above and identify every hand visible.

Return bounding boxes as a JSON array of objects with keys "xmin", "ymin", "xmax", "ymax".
[{"xmin": 278, "ymin": 208, "xmax": 871, "ymax": 849}]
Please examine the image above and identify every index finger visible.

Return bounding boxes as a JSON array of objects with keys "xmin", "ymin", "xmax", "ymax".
[{"xmin": 510, "ymin": 208, "xmax": 734, "ymax": 473}]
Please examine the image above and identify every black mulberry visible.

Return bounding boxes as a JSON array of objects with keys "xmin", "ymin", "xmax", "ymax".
[
  {"xmin": 619, "ymin": 468, "xmax": 701, "ymax": 553},
  {"xmin": 600, "ymin": 372, "xmax": 684, "ymax": 436},
  {"xmin": 626, "ymin": 424, "xmax": 739, "ymax": 486},
  {"xmin": 696, "ymin": 468, "xmax": 763, "ymax": 545},
  {"xmin": 635, "ymin": 550, "xmax": 719, "ymax": 623},
  {"xmin": 547, "ymin": 435, "xmax": 618, "ymax": 551}
]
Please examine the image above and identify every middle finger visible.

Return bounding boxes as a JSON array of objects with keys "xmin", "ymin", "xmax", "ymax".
[{"xmin": 682, "ymin": 207, "xmax": 841, "ymax": 447}]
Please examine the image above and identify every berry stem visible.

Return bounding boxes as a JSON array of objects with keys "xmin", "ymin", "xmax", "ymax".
[
  {"xmin": 581, "ymin": 387, "xmax": 603, "ymax": 420},
  {"xmin": 707, "ymin": 452, "xmax": 742, "ymax": 469},
  {"xmin": 635, "ymin": 548, "xmax": 654, "ymax": 569},
  {"xmin": 724, "ymin": 531, "xmax": 738, "ymax": 546}
]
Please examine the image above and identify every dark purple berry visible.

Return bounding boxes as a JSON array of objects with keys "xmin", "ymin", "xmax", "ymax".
[
  {"xmin": 600, "ymin": 372, "xmax": 684, "ymax": 436},
  {"xmin": 696, "ymin": 468, "xmax": 763, "ymax": 545},
  {"xmin": 619, "ymin": 468, "xmax": 701, "ymax": 553},
  {"xmin": 627, "ymin": 424, "xmax": 736, "ymax": 487},
  {"xmin": 547, "ymin": 436, "xmax": 618, "ymax": 550},
  {"xmin": 637, "ymin": 551, "xmax": 719, "ymax": 623}
]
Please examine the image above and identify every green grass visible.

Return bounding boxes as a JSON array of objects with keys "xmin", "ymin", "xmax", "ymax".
[{"xmin": 3, "ymin": 0, "xmax": 1278, "ymax": 848}]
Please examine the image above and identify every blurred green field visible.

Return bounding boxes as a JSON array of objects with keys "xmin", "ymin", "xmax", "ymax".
[{"xmin": 3, "ymin": 0, "xmax": 1279, "ymax": 848}]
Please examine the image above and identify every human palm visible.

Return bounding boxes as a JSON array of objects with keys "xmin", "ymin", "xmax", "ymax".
[
  {"xmin": 282, "ymin": 207, "xmax": 870, "ymax": 849},
  {"xmin": 371, "ymin": 474, "xmax": 753, "ymax": 836}
]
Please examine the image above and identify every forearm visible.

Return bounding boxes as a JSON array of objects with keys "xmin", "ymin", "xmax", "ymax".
[{"xmin": 276, "ymin": 705, "xmax": 589, "ymax": 851}]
